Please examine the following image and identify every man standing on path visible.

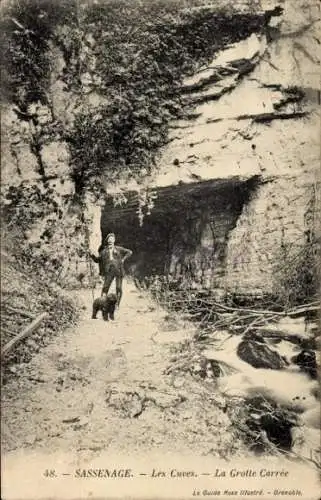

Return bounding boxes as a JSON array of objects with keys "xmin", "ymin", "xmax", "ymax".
[{"xmin": 90, "ymin": 233, "xmax": 132, "ymax": 307}]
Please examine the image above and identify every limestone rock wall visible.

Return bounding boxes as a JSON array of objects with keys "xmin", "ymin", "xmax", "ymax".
[
  {"xmin": 1, "ymin": 44, "xmax": 84, "ymax": 286},
  {"xmin": 166, "ymin": 185, "xmax": 254, "ymax": 289},
  {"xmin": 146, "ymin": 0, "xmax": 320, "ymax": 297},
  {"xmin": 1, "ymin": 0, "xmax": 320, "ymax": 296},
  {"xmin": 169, "ymin": 209, "xmax": 239, "ymax": 289}
]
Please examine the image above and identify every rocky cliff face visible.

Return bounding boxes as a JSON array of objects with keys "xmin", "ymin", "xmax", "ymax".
[
  {"xmin": 1, "ymin": 41, "xmax": 88, "ymax": 285},
  {"xmin": 1, "ymin": 0, "xmax": 274, "ymax": 286},
  {"xmin": 1, "ymin": 0, "xmax": 319, "ymax": 297},
  {"xmin": 139, "ymin": 0, "xmax": 320, "ymax": 300}
]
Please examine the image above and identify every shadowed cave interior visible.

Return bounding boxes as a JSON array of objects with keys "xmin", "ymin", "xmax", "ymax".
[{"xmin": 101, "ymin": 175, "xmax": 262, "ymax": 288}]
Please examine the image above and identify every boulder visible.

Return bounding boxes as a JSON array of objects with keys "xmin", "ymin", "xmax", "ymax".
[
  {"xmin": 237, "ymin": 337, "xmax": 288, "ymax": 369},
  {"xmin": 291, "ymin": 350, "xmax": 317, "ymax": 380},
  {"xmin": 245, "ymin": 395, "xmax": 297, "ymax": 452}
]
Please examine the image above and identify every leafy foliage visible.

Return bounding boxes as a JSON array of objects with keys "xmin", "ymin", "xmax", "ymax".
[
  {"xmin": 1, "ymin": 182, "xmax": 88, "ymax": 281},
  {"xmin": 2, "ymin": 182, "xmax": 63, "ymax": 229},
  {"xmin": 68, "ymin": 1, "xmax": 267, "ymax": 193},
  {"xmin": 1, "ymin": 252, "xmax": 80, "ymax": 370},
  {"xmin": 2, "ymin": 0, "xmax": 268, "ymax": 194},
  {"xmin": 1, "ymin": 0, "xmax": 268, "ymax": 289},
  {"xmin": 1, "ymin": 0, "xmax": 77, "ymax": 109}
]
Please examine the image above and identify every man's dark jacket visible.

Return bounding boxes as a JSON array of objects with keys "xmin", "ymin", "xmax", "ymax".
[{"xmin": 91, "ymin": 246, "xmax": 132, "ymax": 277}]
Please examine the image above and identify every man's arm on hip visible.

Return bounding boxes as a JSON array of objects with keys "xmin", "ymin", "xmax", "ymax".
[{"xmin": 117, "ymin": 246, "xmax": 133, "ymax": 261}]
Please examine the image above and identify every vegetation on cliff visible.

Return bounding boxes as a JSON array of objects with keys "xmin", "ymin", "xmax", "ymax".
[
  {"xmin": 1, "ymin": 251, "xmax": 79, "ymax": 369},
  {"xmin": 1, "ymin": 0, "xmax": 271, "ymax": 290},
  {"xmin": 1, "ymin": 0, "xmax": 268, "ymax": 195}
]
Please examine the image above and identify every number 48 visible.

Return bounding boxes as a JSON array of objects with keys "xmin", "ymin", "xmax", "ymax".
[{"xmin": 43, "ymin": 469, "xmax": 57, "ymax": 478}]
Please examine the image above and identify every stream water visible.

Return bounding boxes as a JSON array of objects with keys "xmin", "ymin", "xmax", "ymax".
[{"xmin": 197, "ymin": 319, "xmax": 319, "ymax": 459}]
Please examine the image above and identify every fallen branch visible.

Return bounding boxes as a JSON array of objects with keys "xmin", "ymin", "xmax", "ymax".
[
  {"xmin": 1, "ymin": 313, "xmax": 48, "ymax": 358},
  {"xmin": 253, "ymin": 328, "xmax": 304, "ymax": 344},
  {"xmin": 287, "ymin": 303, "xmax": 320, "ymax": 317},
  {"xmin": 2, "ymin": 328, "xmax": 18, "ymax": 337},
  {"xmin": 206, "ymin": 301, "xmax": 284, "ymax": 316},
  {"xmin": 236, "ymin": 111, "xmax": 308, "ymax": 123},
  {"xmin": 242, "ymin": 313, "xmax": 283, "ymax": 336},
  {"xmin": 2, "ymin": 305, "xmax": 36, "ymax": 320},
  {"xmin": 241, "ymin": 315, "xmax": 267, "ymax": 336},
  {"xmin": 198, "ymin": 300, "xmax": 320, "ymax": 318}
]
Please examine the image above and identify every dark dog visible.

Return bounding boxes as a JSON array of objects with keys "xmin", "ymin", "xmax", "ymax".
[{"xmin": 92, "ymin": 293, "xmax": 117, "ymax": 321}]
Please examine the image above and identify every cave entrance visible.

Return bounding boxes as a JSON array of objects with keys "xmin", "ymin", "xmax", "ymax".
[{"xmin": 101, "ymin": 175, "xmax": 261, "ymax": 289}]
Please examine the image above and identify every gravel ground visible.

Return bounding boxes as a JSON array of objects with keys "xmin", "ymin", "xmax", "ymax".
[{"xmin": 2, "ymin": 281, "xmax": 246, "ymax": 460}]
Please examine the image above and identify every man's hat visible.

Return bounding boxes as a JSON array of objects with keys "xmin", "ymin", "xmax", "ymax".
[{"xmin": 105, "ymin": 232, "xmax": 115, "ymax": 242}]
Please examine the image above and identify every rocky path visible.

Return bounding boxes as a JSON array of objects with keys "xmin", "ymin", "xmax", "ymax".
[
  {"xmin": 2, "ymin": 281, "xmax": 243, "ymax": 461},
  {"xmin": 3, "ymin": 281, "xmax": 320, "ymax": 500}
]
